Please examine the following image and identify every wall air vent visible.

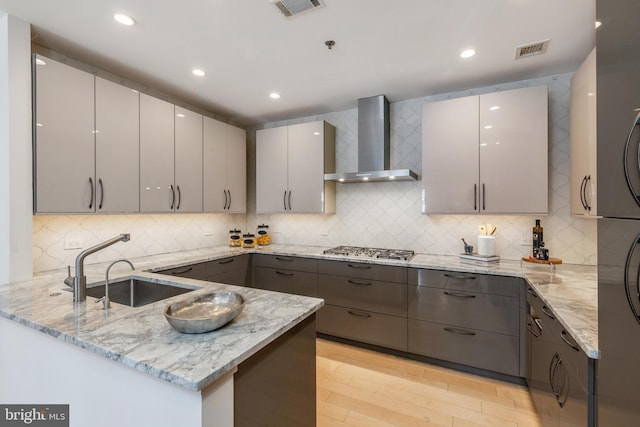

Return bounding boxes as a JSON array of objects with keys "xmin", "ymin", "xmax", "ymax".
[
  {"xmin": 271, "ymin": 0, "xmax": 324, "ymax": 18},
  {"xmin": 515, "ymin": 39, "xmax": 550, "ymax": 59}
]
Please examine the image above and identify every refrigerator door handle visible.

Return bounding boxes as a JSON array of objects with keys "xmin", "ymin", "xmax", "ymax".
[
  {"xmin": 623, "ymin": 112, "xmax": 640, "ymax": 207},
  {"xmin": 623, "ymin": 233, "xmax": 640, "ymax": 326}
]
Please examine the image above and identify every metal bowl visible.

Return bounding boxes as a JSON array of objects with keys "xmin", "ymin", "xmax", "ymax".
[{"xmin": 164, "ymin": 291, "xmax": 245, "ymax": 334}]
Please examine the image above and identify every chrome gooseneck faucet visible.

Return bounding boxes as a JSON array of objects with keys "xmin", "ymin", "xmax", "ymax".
[
  {"xmin": 98, "ymin": 259, "xmax": 135, "ymax": 309},
  {"xmin": 64, "ymin": 234, "xmax": 130, "ymax": 303}
]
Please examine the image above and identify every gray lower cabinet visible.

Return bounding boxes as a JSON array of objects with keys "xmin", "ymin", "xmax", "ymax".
[
  {"xmin": 527, "ymin": 286, "xmax": 594, "ymax": 427},
  {"xmin": 408, "ymin": 268, "xmax": 524, "ymax": 377},
  {"xmin": 317, "ymin": 259, "xmax": 408, "ymax": 351},
  {"xmin": 252, "ymin": 254, "xmax": 318, "ymax": 297},
  {"xmin": 156, "ymin": 262, "xmax": 208, "ymax": 280},
  {"xmin": 204, "ymin": 255, "xmax": 250, "ymax": 286}
]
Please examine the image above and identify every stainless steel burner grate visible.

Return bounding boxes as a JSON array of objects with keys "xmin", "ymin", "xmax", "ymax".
[{"xmin": 323, "ymin": 246, "xmax": 415, "ymax": 261}]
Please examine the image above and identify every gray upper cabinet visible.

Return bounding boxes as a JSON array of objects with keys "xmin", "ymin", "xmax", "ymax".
[
  {"xmin": 256, "ymin": 121, "xmax": 336, "ymax": 214},
  {"xmin": 422, "ymin": 85, "xmax": 548, "ymax": 214},
  {"xmin": 570, "ymin": 48, "xmax": 597, "ymax": 217},
  {"xmin": 174, "ymin": 106, "xmax": 203, "ymax": 213},
  {"xmin": 95, "ymin": 77, "xmax": 140, "ymax": 213},
  {"xmin": 34, "ymin": 54, "xmax": 95, "ymax": 213},
  {"xmin": 203, "ymin": 117, "xmax": 246, "ymax": 213}
]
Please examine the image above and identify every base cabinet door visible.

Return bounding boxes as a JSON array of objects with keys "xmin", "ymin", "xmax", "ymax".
[{"xmin": 318, "ymin": 305, "xmax": 407, "ymax": 351}]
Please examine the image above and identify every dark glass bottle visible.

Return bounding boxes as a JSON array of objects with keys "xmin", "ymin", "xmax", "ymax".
[{"xmin": 532, "ymin": 219, "xmax": 543, "ymax": 255}]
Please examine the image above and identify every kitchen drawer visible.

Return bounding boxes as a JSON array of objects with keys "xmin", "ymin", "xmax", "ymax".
[
  {"xmin": 254, "ymin": 266, "xmax": 318, "ymax": 297},
  {"xmin": 318, "ymin": 259, "xmax": 407, "ymax": 283},
  {"xmin": 318, "ymin": 305, "xmax": 407, "ymax": 351},
  {"xmin": 253, "ymin": 254, "xmax": 318, "ymax": 274},
  {"xmin": 318, "ymin": 274, "xmax": 407, "ymax": 317},
  {"xmin": 408, "ymin": 319, "xmax": 520, "ymax": 376},
  {"xmin": 527, "ymin": 287, "xmax": 565, "ymax": 345},
  {"xmin": 204, "ymin": 255, "xmax": 250, "ymax": 286},
  {"xmin": 408, "ymin": 285, "xmax": 519, "ymax": 336},
  {"xmin": 408, "ymin": 269, "xmax": 520, "ymax": 297},
  {"xmin": 156, "ymin": 262, "xmax": 208, "ymax": 280}
]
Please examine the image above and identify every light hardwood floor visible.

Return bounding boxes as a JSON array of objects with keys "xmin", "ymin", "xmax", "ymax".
[{"xmin": 317, "ymin": 338, "xmax": 543, "ymax": 427}]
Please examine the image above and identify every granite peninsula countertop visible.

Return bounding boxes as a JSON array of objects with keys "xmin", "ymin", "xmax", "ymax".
[{"xmin": 0, "ymin": 244, "xmax": 598, "ymax": 392}]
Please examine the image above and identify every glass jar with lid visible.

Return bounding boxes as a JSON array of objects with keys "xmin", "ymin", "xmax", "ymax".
[
  {"xmin": 228, "ymin": 229, "xmax": 242, "ymax": 247},
  {"xmin": 256, "ymin": 224, "xmax": 271, "ymax": 246},
  {"xmin": 241, "ymin": 233, "xmax": 256, "ymax": 248}
]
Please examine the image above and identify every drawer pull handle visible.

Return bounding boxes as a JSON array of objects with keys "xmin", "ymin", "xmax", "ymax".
[
  {"xmin": 527, "ymin": 322, "xmax": 541, "ymax": 338},
  {"xmin": 541, "ymin": 305, "xmax": 556, "ymax": 320},
  {"xmin": 443, "ymin": 327, "xmax": 476, "ymax": 336},
  {"xmin": 218, "ymin": 258, "xmax": 234, "ymax": 265},
  {"xmin": 348, "ymin": 279, "xmax": 372, "ymax": 286},
  {"xmin": 560, "ymin": 330, "xmax": 581, "ymax": 352},
  {"xmin": 169, "ymin": 267, "xmax": 193, "ymax": 275},
  {"xmin": 347, "ymin": 310, "xmax": 372, "ymax": 318},
  {"xmin": 347, "ymin": 264, "xmax": 372, "ymax": 270},
  {"xmin": 444, "ymin": 273, "xmax": 476, "ymax": 280},
  {"xmin": 275, "ymin": 257, "xmax": 294, "ymax": 262},
  {"xmin": 275, "ymin": 271, "xmax": 294, "ymax": 276},
  {"xmin": 443, "ymin": 291, "xmax": 476, "ymax": 298},
  {"xmin": 527, "ymin": 288, "xmax": 538, "ymax": 297}
]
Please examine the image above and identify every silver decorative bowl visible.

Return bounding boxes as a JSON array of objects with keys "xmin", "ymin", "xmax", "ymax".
[{"xmin": 164, "ymin": 291, "xmax": 245, "ymax": 334}]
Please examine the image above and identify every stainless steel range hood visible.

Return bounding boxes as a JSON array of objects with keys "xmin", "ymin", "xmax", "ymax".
[{"xmin": 324, "ymin": 95, "xmax": 418, "ymax": 183}]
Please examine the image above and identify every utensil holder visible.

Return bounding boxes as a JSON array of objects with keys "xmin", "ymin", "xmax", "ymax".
[{"xmin": 477, "ymin": 235, "xmax": 496, "ymax": 256}]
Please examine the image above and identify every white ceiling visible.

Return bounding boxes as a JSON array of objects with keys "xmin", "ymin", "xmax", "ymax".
[{"xmin": 0, "ymin": 0, "xmax": 595, "ymax": 126}]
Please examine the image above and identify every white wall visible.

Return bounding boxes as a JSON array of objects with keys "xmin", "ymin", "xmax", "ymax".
[
  {"xmin": 246, "ymin": 74, "xmax": 597, "ymax": 265},
  {"xmin": 0, "ymin": 14, "xmax": 33, "ymax": 284}
]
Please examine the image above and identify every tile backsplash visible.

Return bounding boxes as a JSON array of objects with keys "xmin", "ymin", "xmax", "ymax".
[{"xmin": 33, "ymin": 72, "xmax": 597, "ymax": 273}]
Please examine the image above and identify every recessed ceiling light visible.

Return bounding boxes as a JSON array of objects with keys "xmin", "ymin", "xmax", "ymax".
[
  {"xmin": 270, "ymin": 92, "xmax": 281, "ymax": 99},
  {"xmin": 484, "ymin": 125, "xmax": 493, "ymax": 129},
  {"xmin": 36, "ymin": 123, "xmax": 43, "ymax": 127},
  {"xmin": 338, "ymin": 178, "xmax": 345, "ymax": 182},
  {"xmin": 595, "ymin": 21, "xmax": 602, "ymax": 29},
  {"xmin": 489, "ymin": 105, "xmax": 500, "ymax": 111},
  {"xmin": 389, "ymin": 176, "xmax": 395, "ymax": 180},
  {"xmin": 480, "ymin": 143, "xmax": 488, "ymax": 147},
  {"xmin": 362, "ymin": 177, "xmax": 369, "ymax": 181},
  {"xmin": 113, "ymin": 13, "xmax": 136, "ymax": 26},
  {"xmin": 35, "ymin": 58, "xmax": 46, "ymax": 66},
  {"xmin": 176, "ymin": 113, "xmax": 185, "ymax": 118},
  {"xmin": 192, "ymin": 69, "xmax": 206, "ymax": 77},
  {"xmin": 460, "ymin": 49, "xmax": 476, "ymax": 59},
  {"xmin": 313, "ymin": 131, "xmax": 320, "ymax": 135}
]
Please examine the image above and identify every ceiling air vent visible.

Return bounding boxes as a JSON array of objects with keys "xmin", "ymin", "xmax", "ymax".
[
  {"xmin": 271, "ymin": 0, "xmax": 324, "ymax": 18},
  {"xmin": 515, "ymin": 39, "xmax": 550, "ymax": 59}
]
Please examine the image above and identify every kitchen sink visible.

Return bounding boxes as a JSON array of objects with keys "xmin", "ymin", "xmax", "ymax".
[{"xmin": 86, "ymin": 277, "xmax": 199, "ymax": 308}]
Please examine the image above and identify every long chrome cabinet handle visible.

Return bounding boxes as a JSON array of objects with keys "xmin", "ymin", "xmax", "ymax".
[
  {"xmin": 347, "ymin": 310, "xmax": 372, "ymax": 318},
  {"xmin": 275, "ymin": 256, "xmax": 294, "ymax": 262},
  {"xmin": 283, "ymin": 190, "xmax": 287, "ymax": 211},
  {"xmin": 347, "ymin": 279, "xmax": 372, "ymax": 286},
  {"xmin": 347, "ymin": 264, "xmax": 372, "ymax": 270},
  {"xmin": 443, "ymin": 273, "xmax": 476, "ymax": 280},
  {"xmin": 579, "ymin": 175, "xmax": 587, "ymax": 211},
  {"xmin": 443, "ymin": 291, "xmax": 476, "ymax": 298},
  {"xmin": 88, "ymin": 177, "xmax": 94, "ymax": 209},
  {"xmin": 176, "ymin": 185, "xmax": 181, "ymax": 210},
  {"xmin": 541, "ymin": 305, "xmax": 555, "ymax": 319},
  {"xmin": 474, "ymin": 184, "xmax": 477, "ymax": 211},
  {"xmin": 170, "ymin": 185, "xmax": 175, "ymax": 210},
  {"xmin": 585, "ymin": 175, "xmax": 592, "ymax": 211},
  {"xmin": 560, "ymin": 330, "xmax": 580, "ymax": 352},
  {"xmin": 218, "ymin": 258, "xmax": 234, "ymax": 265},
  {"xmin": 223, "ymin": 190, "xmax": 228, "ymax": 210},
  {"xmin": 227, "ymin": 189, "xmax": 231, "ymax": 210},
  {"xmin": 98, "ymin": 178, "xmax": 104, "ymax": 210},
  {"xmin": 169, "ymin": 266, "xmax": 193, "ymax": 275},
  {"xmin": 443, "ymin": 327, "xmax": 476, "ymax": 336},
  {"xmin": 275, "ymin": 270, "xmax": 294, "ymax": 276},
  {"xmin": 623, "ymin": 112, "xmax": 640, "ymax": 207},
  {"xmin": 288, "ymin": 190, "xmax": 292, "ymax": 211},
  {"xmin": 527, "ymin": 321, "xmax": 541, "ymax": 338},
  {"xmin": 482, "ymin": 183, "xmax": 486, "ymax": 211},
  {"xmin": 624, "ymin": 233, "xmax": 640, "ymax": 326}
]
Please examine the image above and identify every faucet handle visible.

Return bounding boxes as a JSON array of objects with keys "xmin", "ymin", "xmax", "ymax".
[{"xmin": 63, "ymin": 266, "xmax": 74, "ymax": 287}]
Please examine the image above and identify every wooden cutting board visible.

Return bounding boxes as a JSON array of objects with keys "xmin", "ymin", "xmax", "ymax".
[{"xmin": 522, "ymin": 256, "xmax": 562, "ymax": 265}]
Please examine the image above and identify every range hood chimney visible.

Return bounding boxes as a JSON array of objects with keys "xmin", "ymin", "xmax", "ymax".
[{"xmin": 324, "ymin": 95, "xmax": 418, "ymax": 183}]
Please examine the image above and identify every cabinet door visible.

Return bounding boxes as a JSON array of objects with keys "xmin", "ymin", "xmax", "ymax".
[
  {"xmin": 256, "ymin": 126, "xmax": 288, "ymax": 213},
  {"xmin": 203, "ymin": 117, "xmax": 227, "ymax": 212},
  {"xmin": 479, "ymin": 86, "xmax": 548, "ymax": 214},
  {"xmin": 34, "ymin": 55, "xmax": 95, "ymax": 213},
  {"xmin": 570, "ymin": 48, "xmax": 597, "ymax": 216},
  {"xmin": 226, "ymin": 124, "xmax": 247, "ymax": 213},
  {"xmin": 95, "ymin": 77, "xmax": 139, "ymax": 213},
  {"xmin": 422, "ymin": 96, "xmax": 479, "ymax": 213},
  {"xmin": 174, "ymin": 107, "xmax": 203, "ymax": 212},
  {"xmin": 287, "ymin": 121, "xmax": 326, "ymax": 213},
  {"xmin": 140, "ymin": 94, "xmax": 175, "ymax": 212}
]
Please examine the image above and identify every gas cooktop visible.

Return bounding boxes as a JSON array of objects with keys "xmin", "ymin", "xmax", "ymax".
[{"xmin": 323, "ymin": 246, "xmax": 415, "ymax": 261}]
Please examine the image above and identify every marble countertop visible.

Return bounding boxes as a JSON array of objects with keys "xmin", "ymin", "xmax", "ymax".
[{"xmin": 0, "ymin": 244, "xmax": 598, "ymax": 392}]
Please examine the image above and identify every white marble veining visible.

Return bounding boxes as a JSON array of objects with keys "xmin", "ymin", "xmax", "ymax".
[{"xmin": 0, "ymin": 244, "xmax": 597, "ymax": 394}]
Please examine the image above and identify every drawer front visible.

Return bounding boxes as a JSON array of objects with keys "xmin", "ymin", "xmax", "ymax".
[
  {"xmin": 205, "ymin": 270, "xmax": 247, "ymax": 287},
  {"xmin": 318, "ymin": 305, "xmax": 407, "ymax": 351},
  {"xmin": 318, "ymin": 259, "xmax": 407, "ymax": 283},
  {"xmin": 318, "ymin": 274, "xmax": 407, "ymax": 317},
  {"xmin": 206, "ymin": 255, "xmax": 249, "ymax": 277},
  {"xmin": 408, "ymin": 286, "xmax": 519, "ymax": 336},
  {"xmin": 408, "ymin": 268, "xmax": 520, "ymax": 297},
  {"xmin": 253, "ymin": 254, "xmax": 318, "ymax": 273},
  {"xmin": 254, "ymin": 266, "xmax": 318, "ymax": 297},
  {"xmin": 408, "ymin": 319, "xmax": 519, "ymax": 376},
  {"xmin": 557, "ymin": 329, "xmax": 590, "ymax": 393},
  {"xmin": 527, "ymin": 287, "xmax": 564, "ymax": 345},
  {"xmin": 157, "ymin": 262, "xmax": 208, "ymax": 280}
]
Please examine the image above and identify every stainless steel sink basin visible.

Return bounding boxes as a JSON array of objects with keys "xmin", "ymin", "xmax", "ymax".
[{"xmin": 86, "ymin": 277, "xmax": 198, "ymax": 307}]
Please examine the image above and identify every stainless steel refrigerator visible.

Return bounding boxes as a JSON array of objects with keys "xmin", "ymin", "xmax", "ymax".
[{"xmin": 596, "ymin": 0, "xmax": 640, "ymax": 425}]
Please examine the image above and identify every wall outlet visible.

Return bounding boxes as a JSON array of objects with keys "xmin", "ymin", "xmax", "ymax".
[
  {"xmin": 319, "ymin": 228, "xmax": 329, "ymax": 236},
  {"xmin": 64, "ymin": 237, "xmax": 83, "ymax": 250},
  {"xmin": 204, "ymin": 228, "xmax": 214, "ymax": 236}
]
